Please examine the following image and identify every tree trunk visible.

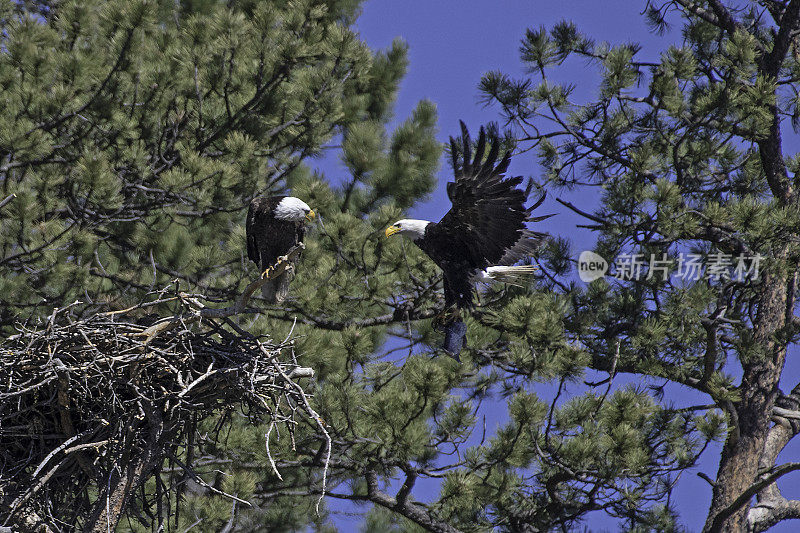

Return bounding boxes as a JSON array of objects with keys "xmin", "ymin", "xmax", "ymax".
[{"xmin": 704, "ymin": 273, "xmax": 790, "ymax": 531}]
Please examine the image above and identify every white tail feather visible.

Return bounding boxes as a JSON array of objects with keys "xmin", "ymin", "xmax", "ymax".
[{"xmin": 477, "ymin": 265, "xmax": 539, "ymax": 287}]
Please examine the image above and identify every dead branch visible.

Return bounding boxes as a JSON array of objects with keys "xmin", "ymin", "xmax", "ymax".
[{"xmin": 137, "ymin": 243, "xmax": 305, "ymax": 343}]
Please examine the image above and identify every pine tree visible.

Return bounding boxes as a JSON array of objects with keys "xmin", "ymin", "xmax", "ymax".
[
  {"xmin": 12, "ymin": 0, "xmax": 800, "ymax": 532},
  {"xmin": 223, "ymin": 1, "xmax": 800, "ymax": 532},
  {"xmin": 0, "ymin": 0, "xmax": 440, "ymax": 530},
  {"xmin": 475, "ymin": 1, "xmax": 800, "ymax": 531},
  {"xmin": 0, "ymin": 0, "xmax": 383, "ymax": 328}
]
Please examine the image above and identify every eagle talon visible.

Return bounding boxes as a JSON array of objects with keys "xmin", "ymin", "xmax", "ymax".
[{"xmin": 432, "ymin": 306, "xmax": 461, "ymax": 331}]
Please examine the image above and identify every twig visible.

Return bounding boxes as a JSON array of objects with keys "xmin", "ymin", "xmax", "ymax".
[
  {"xmin": 31, "ymin": 430, "xmax": 92, "ymax": 478},
  {"xmin": 555, "ymin": 197, "xmax": 608, "ymax": 225},
  {"xmin": 0, "ymin": 193, "xmax": 16, "ymax": 210},
  {"xmin": 167, "ymin": 453, "xmax": 251, "ymax": 507}
]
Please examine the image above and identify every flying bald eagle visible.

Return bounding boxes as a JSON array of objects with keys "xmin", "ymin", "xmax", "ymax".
[
  {"xmin": 246, "ymin": 196, "xmax": 315, "ymax": 303},
  {"xmin": 385, "ymin": 122, "xmax": 550, "ymax": 353}
]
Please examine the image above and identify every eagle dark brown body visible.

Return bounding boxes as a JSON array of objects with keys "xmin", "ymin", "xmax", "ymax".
[{"xmin": 246, "ymin": 195, "xmax": 312, "ymax": 303}]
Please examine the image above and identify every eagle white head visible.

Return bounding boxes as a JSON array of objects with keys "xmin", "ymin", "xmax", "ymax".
[
  {"xmin": 385, "ymin": 219, "xmax": 430, "ymax": 239},
  {"xmin": 274, "ymin": 196, "xmax": 315, "ymax": 222}
]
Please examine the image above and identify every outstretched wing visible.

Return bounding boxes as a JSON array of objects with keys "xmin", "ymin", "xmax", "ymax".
[
  {"xmin": 496, "ymin": 192, "xmax": 551, "ymax": 265},
  {"xmin": 428, "ymin": 121, "xmax": 546, "ymax": 270}
]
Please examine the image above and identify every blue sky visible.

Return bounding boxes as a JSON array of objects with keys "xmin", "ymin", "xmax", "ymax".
[
  {"xmin": 315, "ymin": 1, "xmax": 800, "ymax": 530},
  {"xmin": 354, "ymin": 0, "xmax": 664, "ymax": 246}
]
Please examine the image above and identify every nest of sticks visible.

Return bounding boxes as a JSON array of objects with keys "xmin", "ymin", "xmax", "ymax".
[{"xmin": 0, "ymin": 245, "xmax": 324, "ymax": 532}]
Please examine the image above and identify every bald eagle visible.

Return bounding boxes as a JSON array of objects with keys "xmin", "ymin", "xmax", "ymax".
[
  {"xmin": 246, "ymin": 196, "xmax": 315, "ymax": 303},
  {"xmin": 385, "ymin": 122, "xmax": 550, "ymax": 353}
]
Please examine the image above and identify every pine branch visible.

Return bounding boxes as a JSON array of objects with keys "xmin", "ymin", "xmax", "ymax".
[
  {"xmin": 555, "ymin": 197, "xmax": 609, "ymax": 225},
  {"xmin": 364, "ymin": 470, "xmax": 464, "ymax": 533},
  {"xmin": 708, "ymin": 462, "xmax": 800, "ymax": 532},
  {"xmin": 672, "ymin": 0, "xmax": 730, "ymax": 31},
  {"xmin": 26, "ymin": 26, "xmax": 137, "ymax": 137}
]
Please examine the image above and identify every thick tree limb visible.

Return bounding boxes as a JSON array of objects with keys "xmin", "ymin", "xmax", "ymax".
[
  {"xmin": 365, "ymin": 470, "xmax": 464, "ymax": 533},
  {"xmin": 749, "ymin": 497, "xmax": 800, "ymax": 532},
  {"xmin": 139, "ymin": 243, "xmax": 305, "ymax": 342},
  {"xmin": 707, "ymin": 462, "xmax": 800, "ymax": 532}
]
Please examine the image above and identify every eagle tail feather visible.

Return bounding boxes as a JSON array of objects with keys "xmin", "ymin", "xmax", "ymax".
[
  {"xmin": 261, "ymin": 279, "xmax": 278, "ymax": 303},
  {"xmin": 479, "ymin": 265, "xmax": 539, "ymax": 287}
]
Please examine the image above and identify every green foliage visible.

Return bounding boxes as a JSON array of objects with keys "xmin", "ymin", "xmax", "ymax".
[
  {"xmin": 0, "ymin": 0, "xmax": 386, "ymax": 326},
  {"xmin": 7, "ymin": 1, "xmax": 798, "ymax": 532},
  {"xmin": 479, "ymin": 1, "xmax": 800, "ymax": 531}
]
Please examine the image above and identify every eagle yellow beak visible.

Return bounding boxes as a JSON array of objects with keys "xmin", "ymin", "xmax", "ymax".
[
  {"xmin": 305, "ymin": 209, "xmax": 316, "ymax": 222},
  {"xmin": 385, "ymin": 225, "xmax": 400, "ymax": 238}
]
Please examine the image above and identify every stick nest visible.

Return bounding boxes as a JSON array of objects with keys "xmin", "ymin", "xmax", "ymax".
[{"xmin": 0, "ymin": 255, "xmax": 319, "ymax": 532}]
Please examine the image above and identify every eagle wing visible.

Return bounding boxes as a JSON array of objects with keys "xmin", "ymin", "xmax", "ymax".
[
  {"xmin": 246, "ymin": 198, "xmax": 261, "ymax": 264},
  {"xmin": 428, "ymin": 122, "xmax": 544, "ymax": 270}
]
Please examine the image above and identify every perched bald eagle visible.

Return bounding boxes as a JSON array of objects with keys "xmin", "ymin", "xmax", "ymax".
[
  {"xmin": 385, "ymin": 122, "xmax": 550, "ymax": 353},
  {"xmin": 246, "ymin": 196, "xmax": 315, "ymax": 303}
]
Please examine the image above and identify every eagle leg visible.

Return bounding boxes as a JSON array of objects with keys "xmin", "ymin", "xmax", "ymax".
[
  {"xmin": 260, "ymin": 247, "xmax": 301, "ymax": 280},
  {"xmin": 443, "ymin": 319, "xmax": 467, "ymax": 360}
]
